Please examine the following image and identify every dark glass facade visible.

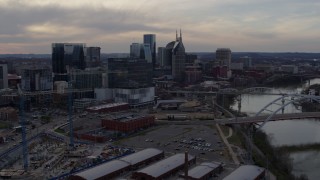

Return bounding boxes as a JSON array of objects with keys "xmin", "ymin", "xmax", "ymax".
[
  {"xmin": 52, "ymin": 43, "xmax": 86, "ymax": 81},
  {"xmin": 0, "ymin": 66, "xmax": 3, "ymax": 89},
  {"xmin": 0, "ymin": 66, "xmax": 3, "ymax": 79},
  {"xmin": 86, "ymin": 47, "xmax": 101, "ymax": 68},
  {"xmin": 108, "ymin": 58, "xmax": 153, "ymax": 88},
  {"xmin": 143, "ymin": 34, "xmax": 156, "ymax": 68},
  {"xmin": 70, "ymin": 70, "xmax": 103, "ymax": 89}
]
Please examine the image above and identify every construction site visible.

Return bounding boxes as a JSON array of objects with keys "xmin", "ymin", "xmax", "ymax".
[{"xmin": 0, "ymin": 82, "xmax": 266, "ymax": 180}]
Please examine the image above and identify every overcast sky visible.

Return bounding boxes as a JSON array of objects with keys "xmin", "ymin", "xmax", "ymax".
[{"xmin": 0, "ymin": 0, "xmax": 320, "ymax": 53}]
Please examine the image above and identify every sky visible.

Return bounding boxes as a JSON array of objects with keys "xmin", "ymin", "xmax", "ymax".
[{"xmin": 0, "ymin": 0, "xmax": 320, "ymax": 54}]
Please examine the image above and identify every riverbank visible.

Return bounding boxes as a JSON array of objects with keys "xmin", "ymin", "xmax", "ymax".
[{"xmin": 278, "ymin": 143, "xmax": 320, "ymax": 153}]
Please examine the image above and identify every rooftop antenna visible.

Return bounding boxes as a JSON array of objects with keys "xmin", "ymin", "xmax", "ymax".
[{"xmin": 176, "ymin": 29, "xmax": 178, "ymax": 41}]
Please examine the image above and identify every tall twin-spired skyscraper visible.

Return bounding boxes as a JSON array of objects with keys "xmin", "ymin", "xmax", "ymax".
[{"xmin": 143, "ymin": 34, "xmax": 156, "ymax": 68}]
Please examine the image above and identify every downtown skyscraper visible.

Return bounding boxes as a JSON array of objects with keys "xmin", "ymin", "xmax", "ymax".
[
  {"xmin": 0, "ymin": 64, "xmax": 8, "ymax": 89},
  {"xmin": 52, "ymin": 43, "xmax": 86, "ymax": 81},
  {"xmin": 143, "ymin": 34, "xmax": 156, "ymax": 69}
]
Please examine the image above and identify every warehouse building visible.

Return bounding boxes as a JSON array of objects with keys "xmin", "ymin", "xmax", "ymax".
[
  {"xmin": 101, "ymin": 113, "xmax": 155, "ymax": 133},
  {"xmin": 180, "ymin": 162, "xmax": 223, "ymax": 180},
  {"xmin": 132, "ymin": 153, "xmax": 196, "ymax": 180},
  {"xmin": 69, "ymin": 148, "xmax": 164, "ymax": 180},
  {"xmin": 223, "ymin": 165, "xmax": 265, "ymax": 180},
  {"xmin": 69, "ymin": 160, "xmax": 130, "ymax": 180},
  {"xmin": 120, "ymin": 148, "xmax": 164, "ymax": 170}
]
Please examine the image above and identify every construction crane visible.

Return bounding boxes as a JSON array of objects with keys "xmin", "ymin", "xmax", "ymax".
[
  {"xmin": 68, "ymin": 76, "xmax": 74, "ymax": 148},
  {"xmin": 17, "ymin": 84, "xmax": 28, "ymax": 171},
  {"xmin": 0, "ymin": 70, "xmax": 106, "ymax": 169},
  {"xmin": 0, "ymin": 85, "xmax": 94, "ymax": 171}
]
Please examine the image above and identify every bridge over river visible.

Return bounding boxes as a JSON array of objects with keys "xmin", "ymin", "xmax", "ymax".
[{"xmin": 216, "ymin": 112, "xmax": 320, "ymax": 125}]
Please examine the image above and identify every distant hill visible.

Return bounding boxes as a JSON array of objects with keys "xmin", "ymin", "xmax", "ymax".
[
  {"xmin": 191, "ymin": 52, "xmax": 320, "ymax": 60},
  {"xmin": 0, "ymin": 54, "xmax": 51, "ymax": 58},
  {"xmin": 0, "ymin": 52, "xmax": 319, "ymax": 61}
]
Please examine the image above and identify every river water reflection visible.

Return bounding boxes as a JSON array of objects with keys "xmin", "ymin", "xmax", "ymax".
[{"xmin": 230, "ymin": 78, "xmax": 320, "ymax": 179}]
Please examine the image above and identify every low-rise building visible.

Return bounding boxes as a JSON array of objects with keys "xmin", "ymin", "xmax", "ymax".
[
  {"xmin": 69, "ymin": 160, "xmax": 130, "ymax": 180},
  {"xmin": 0, "ymin": 107, "xmax": 18, "ymax": 121},
  {"xmin": 280, "ymin": 65, "xmax": 298, "ymax": 74},
  {"xmin": 86, "ymin": 102, "xmax": 129, "ymax": 113},
  {"xmin": 229, "ymin": 63, "xmax": 244, "ymax": 71},
  {"xmin": 74, "ymin": 98, "xmax": 96, "ymax": 111},
  {"xmin": 180, "ymin": 162, "xmax": 223, "ymax": 180},
  {"xmin": 120, "ymin": 148, "xmax": 164, "ymax": 170},
  {"xmin": 69, "ymin": 148, "xmax": 164, "ymax": 180},
  {"xmin": 114, "ymin": 87, "xmax": 155, "ymax": 108},
  {"xmin": 185, "ymin": 65, "xmax": 202, "ymax": 84},
  {"xmin": 223, "ymin": 165, "xmax": 265, "ymax": 180},
  {"xmin": 132, "ymin": 153, "xmax": 196, "ymax": 180},
  {"xmin": 101, "ymin": 113, "xmax": 155, "ymax": 133},
  {"xmin": 254, "ymin": 64, "xmax": 275, "ymax": 73}
]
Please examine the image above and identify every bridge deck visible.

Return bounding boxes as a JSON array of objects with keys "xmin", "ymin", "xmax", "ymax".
[{"xmin": 216, "ymin": 112, "xmax": 320, "ymax": 125}]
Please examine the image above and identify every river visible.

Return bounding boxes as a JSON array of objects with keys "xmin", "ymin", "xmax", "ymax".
[{"xmin": 230, "ymin": 78, "xmax": 320, "ymax": 180}]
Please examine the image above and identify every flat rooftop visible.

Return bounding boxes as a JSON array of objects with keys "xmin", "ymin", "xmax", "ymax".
[
  {"xmin": 104, "ymin": 113, "xmax": 151, "ymax": 122},
  {"xmin": 86, "ymin": 102, "xmax": 128, "ymax": 111}
]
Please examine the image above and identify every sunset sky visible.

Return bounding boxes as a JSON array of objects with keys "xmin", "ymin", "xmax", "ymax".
[{"xmin": 0, "ymin": 0, "xmax": 320, "ymax": 53}]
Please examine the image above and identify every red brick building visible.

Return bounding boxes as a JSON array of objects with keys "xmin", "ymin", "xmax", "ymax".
[
  {"xmin": 0, "ymin": 107, "xmax": 18, "ymax": 121},
  {"xmin": 101, "ymin": 113, "xmax": 155, "ymax": 133}
]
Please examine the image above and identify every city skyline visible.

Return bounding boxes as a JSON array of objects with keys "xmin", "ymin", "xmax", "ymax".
[{"xmin": 0, "ymin": 0, "xmax": 320, "ymax": 53}]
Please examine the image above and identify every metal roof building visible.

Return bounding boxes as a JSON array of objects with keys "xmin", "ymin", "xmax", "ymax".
[
  {"xmin": 180, "ymin": 162, "xmax": 223, "ymax": 180},
  {"xmin": 132, "ymin": 153, "xmax": 196, "ymax": 180},
  {"xmin": 69, "ymin": 160, "xmax": 130, "ymax": 180},
  {"xmin": 69, "ymin": 148, "xmax": 164, "ymax": 180},
  {"xmin": 223, "ymin": 165, "xmax": 265, "ymax": 180},
  {"xmin": 120, "ymin": 148, "xmax": 164, "ymax": 169}
]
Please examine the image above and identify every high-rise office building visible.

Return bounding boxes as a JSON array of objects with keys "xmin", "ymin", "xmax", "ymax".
[
  {"xmin": 52, "ymin": 43, "xmax": 86, "ymax": 81},
  {"xmin": 130, "ymin": 43, "xmax": 152, "ymax": 63},
  {"xmin": 239, "ymin": 56, "xmax": 252, "ymax": 69},
  {"xmin": 130, "ymin": 43, "xmax": 142, "ymax": 58},
  {"xmin": 158, "ymin": 47, "xmax": 170, "ymax": 67},
  {"xmin": 186, "ymin": 53, "xmax": 198, "ymax": 65},
  {"xmin": 216, "ymin": 48, "xmax": 232, "ymax": 68},
  {"xmin": 108, "ymin": 58, "xmax": 153, "ymax": 88},
  {"xmin": 69, "ymin": 68, "xmax": 105, "ymax": 89},
  {"xmin": 86, "ymin": 47, "xmax": 101, "ymax": 68},
  {"xmin": 143, "ymin": 34, "xmax": 156, "ymax": 68},
  {"xmin": 142, "ymin": 44, "xmax": 152, "ymax": 63},
  {"xmin": 106, "ymin": 57, "xmax": 154, "ymax": 107},
  {"xmin": 0, "ymin": 64, "xmax": 8, "ymax": 89},
  {"xmin": 21, "ymin": 67, "xmax": 52, "ymax": 91},
  {"xmin": 166, "ymin": 30, "xmax": 186, "ymax": 81}
]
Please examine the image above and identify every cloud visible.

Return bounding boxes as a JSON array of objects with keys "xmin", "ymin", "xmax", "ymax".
[{"xmin": 0, "ymin": 0, "xmax": 319, "ymax": 53}]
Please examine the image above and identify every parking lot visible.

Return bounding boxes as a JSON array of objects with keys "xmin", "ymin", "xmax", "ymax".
[{"xmin": 114, "ymin": 124, "xmax": 231, "ymax": 164}]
